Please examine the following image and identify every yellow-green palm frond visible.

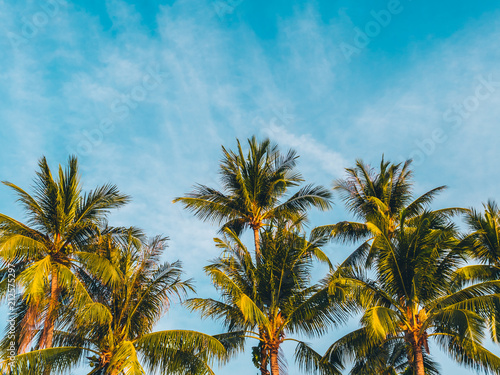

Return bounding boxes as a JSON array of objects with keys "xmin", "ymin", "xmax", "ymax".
[
  {"xmin": 17, "ymin": 256, "xmax": 52, "ymax": 303},
  {"xmin": 294, "ymin": 340, "xmax": 343, "ymax": 375},
  {"xmin": 135, "ymin": 330, "xmax": 227, "ymax": 374},
  {"xmin": 108, "ymin": 341, "xmax": 145, "ymax": 375},
  {"xmin": 0, "ymin": 346, "xmax": 87, "ymax": 375}
]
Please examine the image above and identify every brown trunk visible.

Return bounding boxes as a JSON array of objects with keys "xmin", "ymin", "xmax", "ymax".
[
  {"xmin": 260, "ymin": 342, "xmax": 270, "ymax": 375},
  {"xmin": 258, "ymin": 327, "xmax": 270, "ymax": 375},
  {"xmin": 260, "ymin": 358, "xmax": 269, "ymax": 375},
  {"xmin": 413, "ymin": 341, "xmax": 425, "ymax": 375},
  {"xmin": 41, "ymin": 267, "xmax": 59, "ymax": 349},
  {"xmin": 259, "ymin": 342, "xmax": 269, "ymax": 375},
  {"xmin": 19, "ymin": 303, "xmax": 39, "ymax": 353},
  {"xmin": 270, "ymin": 345, "xmax": 280, "ymax": 375},
  {"xmin": 253, "ymin": 227, "xmax": 261, "ymax": 258}
]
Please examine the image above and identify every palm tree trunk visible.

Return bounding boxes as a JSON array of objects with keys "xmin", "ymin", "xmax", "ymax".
[
  {"xmin": 413, "ymin": 342, "xmax": 425, "ymax": 375},
  {"xmin": 260, "ymin": 343, "xmax": 269, "ymax": 375},
  {"xmin": 260, "ymin": 356, "xmax": 269, "ymax": 375},
  {"xmin": 19, "ymin": 304, "xmax": 39, "ymax": 353},
  {"xmin": 253, "ymin": 227, "xmax": 261, "ymax": 258},
  {"xmin": 40, "ymin": 268, "xmax": 60, "ymax": 375},
  {"xmin": 41, "ymin": 267, "xmax": 59, "ymax": 349},
  {"xmin": 269, "ymin": 345, "xmax": 280, "ymax": 375}
]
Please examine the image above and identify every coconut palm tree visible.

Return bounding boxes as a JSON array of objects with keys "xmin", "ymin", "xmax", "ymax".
[
  {"xmin": 322, "ymin": 211, "xmax": 500, "ymax": 375},
  {"xmin": 314, "ymin": 157, "xmax": 460, "ymax": 269},
  {"xmin": 334, "ymin": 158, "xmax": 415, "ymax": 223},
  {"xmin": 0, "ymin": 156, "xmax": 129, "ymax": 351},
  {"xmin": 187, "ymin": 222, "xmax": 347, "ymax": 375},
  {"xmin": 461, "ymin": 200, "xmax": 500, "ymax": 274},
  {"xmin": 1, "ymin": 229, "xmax": 231, "ymax": 375},
  {"xmin": 173, "ymin": 136, "xmax": 332, "ymax": 257},
  {"xmin": 455, "ymin": 200, "xmax": 500, "ymax": 342}
]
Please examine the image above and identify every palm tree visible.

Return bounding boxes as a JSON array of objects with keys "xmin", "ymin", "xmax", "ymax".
[
  {"xmin": 456, "ymin": 200, "xmax": 500, "ymax": 342},
  {"xmin": 0, "ymin": 156, "xmax": 129, "ymax": 351},
  {"xmin": 173, "ymin": 136, "xmax": 332, "ymax": 257},
  {"xmin": 1, "ymin": 229, "xmax": 230, "ymax": 375},
  {"xmin": 187, "ymin": 222, "xmax": 346, "ymax": 375},
  {"xmin": 462, "ymin": 200, "xmax": 500, "ymax": 273},
  {"xmin": 322, "ymin": 211, "xmax": 500, "ymax": 375},
  {"xmin": 334, "ymin": 158, "xmax": 415, "ymax": 223},
  {"xmin": 315, "ymin": 157, "xmax": 459, "ymax": 268}
]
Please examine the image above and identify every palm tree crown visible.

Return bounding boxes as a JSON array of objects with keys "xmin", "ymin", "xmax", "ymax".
[
  {"xmin": 317, "ymin": 157, "xmax": 457, "ymax": 269},
  {"xmin": 187, "ymin": 222, "xmax": 344, "ymax": 375},
  {"xmin": 173, "ymin": 136, "xmax": 332, "ymax": 257},
  {"xmin": 0, "ymin": 156, "xmax": 129, "ymax": 351},
  {"xmin": 464, "ymin": 200, "xmax": 500, "ymax": 267},
  {"xmin": 456, "ymin": 200, "xmax": 500, "ymax": 343},
  {"xmin": 324, "ymin": 211, "xmax": 500, "ymax": 375}
]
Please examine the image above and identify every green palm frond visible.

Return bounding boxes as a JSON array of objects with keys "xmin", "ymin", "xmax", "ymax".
[
  {"xmin": 0, "ymin": 346, "xmax": 88, "ymax": 375},
  {"xmin": 273, "ymin": 184, "xmax": 332, "ymax": 215},
  {"xmin": 136, "ymin": 329, "xmax": 227, "ymax": 364},
  {"xmin": 108, "ymin": 341, "xmax": 144, "ymax": 375},
  {"xmin": 73, "ymin": 252, "xmax": 121, "ymax": 287},
  {"xmin": 433, "ymin": 333, "xmax": 500, "ymax": 373},
  {"xmin": 362, "ymin": 306, "xmax": 404, "ymax": 340},
  {"xmin": 17, "ymin": 257, "xmax": 52, "ymax": 303},
  {"xmin": 211, "ymin": 331, "xmax": 246, "ymax": 359},
  {"xmin": 404, "ymin": 186, "xmax": 447, "ymax": 218},
  {"xmin": 294, "ymin": 341, "xmax": 343, "ymax": 375},
  {"xmin": 185, "ymin": 298, "xmax": 248, "ymax": 331}
]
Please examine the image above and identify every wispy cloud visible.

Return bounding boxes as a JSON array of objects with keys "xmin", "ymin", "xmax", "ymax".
[{"xmin": 263, "ymin": 123, "xmax": 348, "ymax": 178}]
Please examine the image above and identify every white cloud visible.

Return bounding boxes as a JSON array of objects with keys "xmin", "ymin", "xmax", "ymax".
[{"xmin": 263, "ymin": 123, "xmax": 348, "ymax": 178}]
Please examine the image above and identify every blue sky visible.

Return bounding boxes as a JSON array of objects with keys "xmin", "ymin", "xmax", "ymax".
[{"xmin": 1, "ymin": 0, "xmax": 500, "ymax": 373}]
